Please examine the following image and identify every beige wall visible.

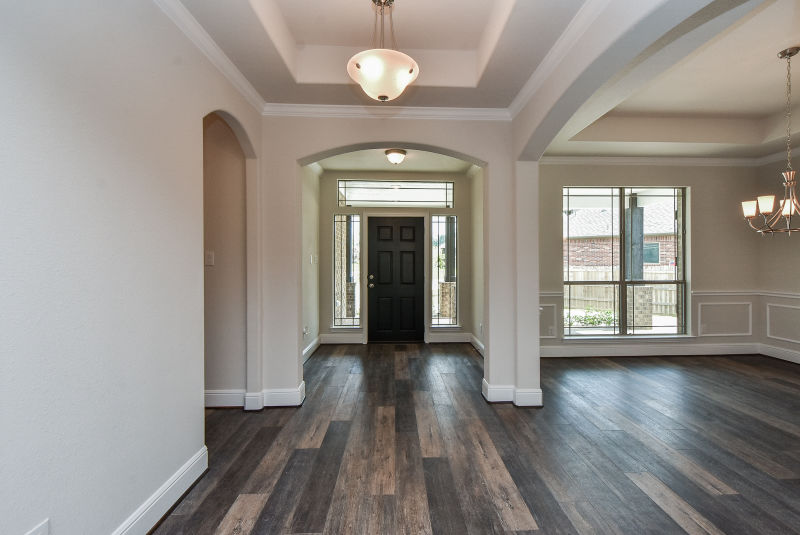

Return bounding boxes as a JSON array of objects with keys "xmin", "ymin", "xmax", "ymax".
[
  {"xmin": 203, "ymin": 113, "xmax": 247, "ymax": 393},
  {"xmin": 302, "ymin": 165, "xmax": 321, "ymax": 353},
  {"xmin": 1, "ymin": 2, "xmax": 262, "ymax": 533},
  {"xmin": 317, "ymin": 170, "xmax": 478, "ymax": 339},
  {"xmin": 538, "ymin": 163, "xmax": 763, "ymax": 348}
]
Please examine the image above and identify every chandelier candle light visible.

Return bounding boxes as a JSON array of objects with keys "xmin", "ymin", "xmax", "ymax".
[
  {"xmin": 347, "ymin": 0, "xmax": 419, "ymax": 102},
  {"xmin": 742, "ymin": 46, "xmax": 800, "ymax": 234}
]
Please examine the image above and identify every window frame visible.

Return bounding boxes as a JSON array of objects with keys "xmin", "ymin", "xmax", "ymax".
[
  {"xmin": 563, "ymin": 187, "xmax": 687, "ymax": 336},
  {"xmin": 332, "ymin": 213, "xmax": 362, "ymax": 328},
  {"xmin": 431, "ymin": 214, "xmax": 459, "ymax": 327}
]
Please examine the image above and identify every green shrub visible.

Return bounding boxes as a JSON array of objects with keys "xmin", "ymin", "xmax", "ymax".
[{"xmin": 566, "ymin": 307, "xmax": 616, "ymax": 327}]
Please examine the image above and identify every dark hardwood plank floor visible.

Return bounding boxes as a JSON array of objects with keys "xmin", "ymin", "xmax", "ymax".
[{"xmin": 153, "ymin": 344, "xmax": 800, "ymax": 535}]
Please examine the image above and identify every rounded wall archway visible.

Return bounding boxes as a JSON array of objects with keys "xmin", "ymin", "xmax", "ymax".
[{"xmin": 202, "ymin": 110, "xmax": 262, "ymax": 410}]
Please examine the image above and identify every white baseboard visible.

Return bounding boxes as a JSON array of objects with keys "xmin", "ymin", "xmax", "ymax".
[
  {"xmin": 514, "ymin": 388, "xmax": 543, "ymax": 407},
  {"xmin": 112, "ymin": 446, "xmax": 208, "ymax": 535},
  {"xmin": 541, "ymin": 342, "xmax": 759, "ymax": 358},
  {"xmin": 481, "ymin": 379, "xmax": 542, "ymax": 406},
  {"xmin": 204, "ymin": 389, "xmax": 245, "ymax": 407},
  {"xmin": 244, "ymin": 391, "xmax": 264, "ymax": 411},
  {"xmin": 758, "ymin": 343, "xmax": 800, "ymax": 365},
  {"xmin": 263, "ymin": 381, "xmax": 306, "ymax": 407},
  {"xmin": 481, "ymin": 378, "xmax": 514, "ymax": 402},
  {"xmin": 303, "ymin": 336, "xmax": 320, "ymax": 363},
  {"xmin": 470, "ymin": 334, "xmax": 485, "ymax": 356},
  {"xmin": 428, "ymin": 331, "xmax": 471, "ymax": 343},
  {"xmin": 320, "ymin": 332, "xmax": 365, "ymax": 344}
]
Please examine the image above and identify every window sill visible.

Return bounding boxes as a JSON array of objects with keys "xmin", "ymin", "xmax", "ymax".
[
  {"xmin": 561, "ymin": 334, "xmax": 695, "ymax": 342},
  {"xmin": 430, "ymin": 325, "xmax": 462, "ymax": 330},
  {"xmin": 331, "ymin": 325, "xmax": 362, "ymax": 330}
]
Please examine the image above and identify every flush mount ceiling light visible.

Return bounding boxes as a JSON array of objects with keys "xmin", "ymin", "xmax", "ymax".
[
  {"xmin": 347, "ymin": 0, "xmax": 419, "ymax": 102},
  {"xmin": 385, "ymin": 149, "xmax": 407, "ymax": 164},
  {"xmin": 742, "ymin": 46, "xmax": 800, "ymax": 234}
]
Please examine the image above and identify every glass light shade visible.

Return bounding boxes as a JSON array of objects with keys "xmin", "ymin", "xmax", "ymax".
[
  {"xmin": 385, "ymin": 149, "xmax": 406, "ymax": 164},
  {"xmin": 347, "ymin": 48, "xmax": 419, "ymax": 102},
  {"xmin": 757, "ymin": 195, "xmax": 775, "ymax": 214},
  {"xmin": 782, "ymin": 199, "xmax": 797, "ymax": 216},
  {"xmin": 742, "ymin": 200, "xmax": 758, "ymax": 218}
]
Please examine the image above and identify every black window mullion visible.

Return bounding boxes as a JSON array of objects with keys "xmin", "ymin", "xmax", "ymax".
[{"xmin": 619, "ymin": 188, "xmax": 627, "ymax": 335}]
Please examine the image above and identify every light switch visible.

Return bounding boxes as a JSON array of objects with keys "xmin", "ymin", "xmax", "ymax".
[{"xmin": 204, "ymin": 250, "xmax": 215, "ymax": 266}]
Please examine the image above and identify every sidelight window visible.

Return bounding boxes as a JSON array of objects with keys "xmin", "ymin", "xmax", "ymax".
[
  {"xmin": 333, "ymin": 214, "xmax": 361, "ymax": 326},
  {"xmin": 563, "ymin": 187, "xmax": 686, "ymax": 336},
  {"xmin": 432, "ymin": 215, "xmax": 457, "ymax": 325}
]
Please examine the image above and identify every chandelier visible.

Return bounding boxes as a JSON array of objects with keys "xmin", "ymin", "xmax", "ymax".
[
  {"xmin": 742, "ymin": 46, "xmax": 800, "ymax": 233},
  {"xmin": 346, "ymin": 0, "xmax": 419, "ymax": 102}
]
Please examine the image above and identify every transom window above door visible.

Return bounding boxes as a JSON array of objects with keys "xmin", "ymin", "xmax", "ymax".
[{"xmin": 338, "ymin": 180, "xmax": 454, "ymax": 208}]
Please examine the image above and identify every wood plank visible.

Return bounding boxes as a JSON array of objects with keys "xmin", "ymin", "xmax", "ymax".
[
  {"xmin": 251, "ymin": 448, "xmax": 316, "ymax": 534},
  {"xmin": 626, "ymin": 472, "xmax": 725, "ymax": 535},
  {"xmin": 395, "ymin": 431, "xmax": 433, "ymax": 535},
  {"xmin": 213, "ymin": 494, "xmax": 266, "ymax": 535},
  {"xmin": 413, "ymin": 390, "xmax": 445, "ymax": 458},
  {"xmin": 290, "ymin": 420, "xmax": 352, "ymax": 534},
  {"xmin": 423, "ymin": 457, "xmax": 469, "ymax": 535},
  {"xmin": 369, "ymin": 405, "xmax": 397, "ymax": 495}
]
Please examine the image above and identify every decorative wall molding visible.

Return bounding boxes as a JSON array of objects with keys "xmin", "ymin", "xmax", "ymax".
[
  {"xmin": 428, "ymin": 331, "xmax": 472, "ymax": 344},
  {"xmin": 263, "ymin": 382, "xmax": 306, "ymax": 407},
  {"xmin": 540, "ymin": 291, "xmax": 564, "ymax": 297},
  {"xmin": 152, "ymin": 0, "xmax": 265, "ymax": 112},
  {"xmin": 112, "ymin": 447, "xmax": 208, "ymax": 535},
  {"xmin": 540, "ymin": 155, "xmax": 762, "ymax": 167},
  {"xmin": 320, "ymin": 331, "xmax": 366, "ymax": 344},
  {"xmin": 302, "ymin": 336, "xmax": 320, "ymax": 363},
  {"xmin": 697, "ymin": 302, "xmax": 752, "ymax": 337},
  {"xmin": 261, "ymin": 103, "xmax": 510, "ymax": 121},
  {"xmin": 766, "ymin": 303, "xmax": 800, "ymax": 344},
  {"xmin": 470, "ymin": 334, "xmax": 485, "ymax": 356},
  {"xmin": 539, "ymin": 304, "xmax": 558, "ymax": 339},
  {"xmin": 204, "ymin": 389, "xmax": 245, "ymax": 407},
  {"xmin": 541, "ymin": 342, "xmax": 759, "ymax": 358}
]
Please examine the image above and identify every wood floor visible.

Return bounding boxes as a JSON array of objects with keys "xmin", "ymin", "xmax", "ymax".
[{"xmin": 153, "ymin": 344, "xmax": 800, "ymax": 535}]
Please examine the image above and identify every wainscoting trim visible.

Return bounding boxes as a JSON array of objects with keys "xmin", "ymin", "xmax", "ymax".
[
  {"xmin": 204, "ymin": 389, "xmax": 245, "ymax": 407},
  {"xmin": 303, "ymin": 337, "xmax": 320, "ymax": 363},
  {"xmin": 540, "ymin": 303, "xmax": 558, "ymax": 339},
  {"xmin": 541, "ymin": 342, "xmax": 759, "ymax": 358},
  {"xmin": 112, "ymin": 446, "xmax": 208, "ymax": 535},
  {"xmin": 263, "ymin": 382, "xmax": 306, "ymax": 407},
  {"xmin": 697, "ymin": 302, "xmax": 752, "ymax": 337},
  {"xmin": 766, "ymin": 303, "xmax": 800, "ymax": 344}
]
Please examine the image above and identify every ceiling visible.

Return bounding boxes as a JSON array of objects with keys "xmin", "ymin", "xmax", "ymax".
[
  {"xmin": 176, "ymin": 0, "xmax": 800, "ymax": 160},
  {"xmin": 180, "ymin": 0, "xmax": 585, "ymax": 108},
  {"xmin": 549, "ymin": 0, "xmax": 800, "ymax": 159}
]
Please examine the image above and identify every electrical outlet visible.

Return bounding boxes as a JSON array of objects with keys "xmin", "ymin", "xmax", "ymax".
[
  {"xmin": 549, "ymin": 326, "xmax": 555, "ymax": 336},
  {"xmin": 25, "ymin": 519, "xmax": 49, "ymax": 535},
  {"xmin": 303, "ymin": 326, "xmax": 309, "ymax": 338},
  {"xmin": 204, "ymin": 250, "xmax": 215, "ymax": 266}
]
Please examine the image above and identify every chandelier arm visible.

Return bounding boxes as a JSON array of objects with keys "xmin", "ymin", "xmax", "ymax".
[
  {"xmin": 389, "ymin": 7, "xmax": 398, "ymax": 50},
  {"xmin": 371, "ymin": 5, "xmax": 378, "ymax": 49}
]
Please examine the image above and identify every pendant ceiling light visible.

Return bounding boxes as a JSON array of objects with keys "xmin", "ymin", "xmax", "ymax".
[
  {"xmin": 385, "ymin": 149, "xmax": 406, "ymax": 164},
  {"xmin": 347, "ymin": 0, "xmax": 419, "ymax": 102},
  {"xmin": 742, "ymin": 46, "xmax": 800, "ymax": 234}
]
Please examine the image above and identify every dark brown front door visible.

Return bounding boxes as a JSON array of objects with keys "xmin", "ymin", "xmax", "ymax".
[{"xmin": 367, "ymin": 217, "xmax": 425, "ymax": 342}]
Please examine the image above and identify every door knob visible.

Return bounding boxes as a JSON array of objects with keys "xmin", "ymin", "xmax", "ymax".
[
  {"xmin": 369, "ymin": 274, "xmax": 375, "ymax": 280},
  {"xmin": 369, "ymin": 283, "xmax": 375, "ymax": 288}
]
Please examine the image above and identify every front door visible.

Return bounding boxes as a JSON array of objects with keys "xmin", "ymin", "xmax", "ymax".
[{"xmin": 368, "ymin": 217, "xmax": 425, "ymax": 342}]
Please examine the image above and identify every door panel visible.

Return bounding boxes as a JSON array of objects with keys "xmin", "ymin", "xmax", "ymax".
[{"xmin": 368, "ymin": 217, "xmax": 425, "ymax": 342}]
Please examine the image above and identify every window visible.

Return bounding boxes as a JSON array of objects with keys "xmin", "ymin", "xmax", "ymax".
[
  {"xmin": 333, "ymin": 214, "xmax": 361, "ymax": 326},
  {"xmin": 563, "ymin": 187, "xmax": 686, "ymax": 336},
  {"xmin": 338, "ymin": 180, "xmax": 454, "ymax": 208},
  {"xmin": 432, "ymin": 215, "xmax": 457, "ymax": 325}
]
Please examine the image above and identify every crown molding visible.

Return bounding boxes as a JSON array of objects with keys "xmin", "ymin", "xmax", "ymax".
[
  {"xmin": 261, "ymin": 103, "xmax": 511, "ymax": 121},
  {"xmin": 508, "ymin": 0, "xmax": 611, "ymax": 118},
  {"xmin": 539, "ymin": 155, "xmax": 774, "ymax": 167},
  {"xmin": 152, "ymin": 0, "xmax": 266, "ymax": 112}
]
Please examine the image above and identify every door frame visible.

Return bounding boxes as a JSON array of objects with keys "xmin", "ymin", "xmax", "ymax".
[{"xmin": 362, "ymin": 210, "xmax": 432, "ymax": 342}]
